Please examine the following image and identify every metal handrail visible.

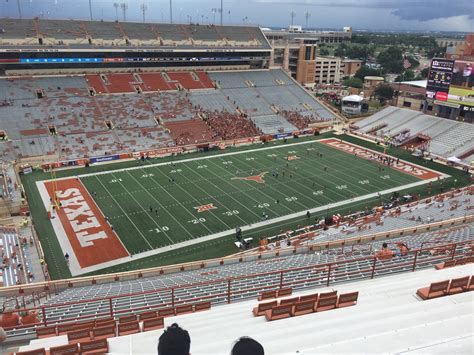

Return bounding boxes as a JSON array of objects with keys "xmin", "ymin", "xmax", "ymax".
[{"xmin": 2, "ymin": 239, "xmax": 472, "ymax": 333}]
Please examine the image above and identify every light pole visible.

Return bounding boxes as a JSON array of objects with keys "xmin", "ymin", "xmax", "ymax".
[
  {"xmin": 17, "ymin": 0, "xmax": 22, "ymax": 19},
  {"xmin": 290, "ymin": 11, "xmax": 296, "ymax": 27},
  {"xmin": 211, "ymin": 8, "xmax": 217, "ymax": 24},
  {"xmin": 89, "ymin": 0, "xmax": 93, "ymax": 20},
  {"xmin": 305, "ymin": 11, "xmax": 311, "ymax": 29},
  {"xmin": 170, "ymin": 0, "xmax": 173, "ymax": 24},
  {"xmin": 120, "ymin": 2, "xmax": 128, "ymax": 22},
  {"xmin": 113, "ymin": 3, "xmax": 119, "ymax": 21},
  {"xmin": 141, "ymin": 3, "xmax": 148, "ymax": 23},
  {"xmin": 220, "ymin": 0, "xmax": 223, "ymax": 26}
]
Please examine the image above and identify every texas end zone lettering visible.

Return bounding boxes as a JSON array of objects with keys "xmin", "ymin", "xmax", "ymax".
[
  {"xmin": 44, "ymin": 178, "xmax": 128, "ymax": 268},
  {"xmin": 319, "ymin": 139, "xmax": 442, "ymax": 180},
  {"xmin": 56, "ymin": 188, "xmax": 107, "ymax": 247}
]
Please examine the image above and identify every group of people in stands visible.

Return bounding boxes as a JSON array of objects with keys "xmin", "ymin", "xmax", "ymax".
[
  {"xmin": 158, "ymin": 323, "xmax": 264, "ymax": 355},
  {"xmin": 375, "ymin": 242, "xmax": 409, "ymax": 260},
  {"xmin": 281, "ymin": 110, "xmax": 314, "ymax": 130},
  {"xmin": 0, "ymin": 307, "xmax": 41, "ymax": 328},
  {"xmin": 202, "ymin": 110, "xmax": 261, "ymax": 140}
]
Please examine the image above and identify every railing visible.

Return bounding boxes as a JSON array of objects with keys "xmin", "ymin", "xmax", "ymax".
[
  {"xmin": 0, "ymin": 214, "xmax": 472, "ymax": 300},
  {"xmin": 2, "ymin": 238, "xmax": 472, "ymax": 335}
]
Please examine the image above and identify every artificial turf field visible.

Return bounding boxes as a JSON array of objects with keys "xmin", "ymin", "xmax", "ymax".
[
  {"xmin": 25, "ymin": 133, "xmax": 471, "ymax": 279},
  {"xmin": 78, "ymin": 138, "xmax": 421, "ymax": 256}
]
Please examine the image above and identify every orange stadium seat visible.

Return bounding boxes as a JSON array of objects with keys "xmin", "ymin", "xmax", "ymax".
[
  {"xmin": 264, "ymin": 304, "xmax": 293, "ymax": 321},
  {"xmin": 315, "ymin": 295, "xmax": 338, "ymax": 312},
  {"xmin": 49, "ymin": 343, "xmax": 79, "ymax": 355},
  {"xmin": 36, "ymin": 325, "xmax": 57, "ymax": 338},
  {"xmin": 291, "ymin": 300, "xmax": 316, "ymax": 317},
  {"xmin": 252, "ymin": 300, "xmax": 278, "ymax": 317},
  {"xmin": 337, "ymin": 292, "xmax": 359, "ymax": 308},
  {"xmin": 279, "ymin": 297, "xmax": 299, "ymax": 306},
  {"xmin": 15, "ymin": 349, "xmax": 46, "ymax": 355},
  {"xmin": 416, "ymin": 280, "xmax": 450, "ymax": 300},
  {"xmin": 277, "ymin": 288, "xmax": 293, "ymax": 297},
  {"xmin": 175, "ymin": 304, "xmax": 193, "ymax": 315},
  {"xmin": 299, "ymin": 293, "xmax": 319, "ymax": 302},
  {"xmin": 467, "ymin": 276, "xmax": 474, "ymax": 291},
  {"xmin": 258, "ymin": 290, "xmax": 277, "ymax": 301},
  {"xmin": 138, "ymin": 311, "xmax": 158, "ymax": 321},
  {"xmin": 118, "ymin": 321, "xmax": 140, "ymax": 336},
  {"xmin": 158, "ymin": 307, "xmax": 175, "ymax": 317},
  {"xmin": 448, "ymin": 276, "xmax": 470, "ymax": 295},
  {"xmin": 118, "ymin": 314, "xmax": 137, "ymax": 324},
  {"xmin": 67, "ymin": 328, "xmax": 92, "ymax": 344},
  {"xmin": 142, "ymin": 317, "xmax": 165, "ymax": 332},
  {"xmin": 194, "ymin": 301, "xmax": 212, "ymax": 312},
  {"xmin": 319, "ymin": 290, "xmax": 338, "ymax": 299},
  {"xmin": 91, "ymin": 325, "xmax": 116, "ymax": 340},
  {"xmin": 79, "ymin": 338, "xmax": 109, "ymax": 354}
]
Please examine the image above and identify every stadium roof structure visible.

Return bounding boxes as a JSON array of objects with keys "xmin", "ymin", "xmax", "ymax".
[{"xmin": 0, "ymin": 18, "xmax": 271, "ymax": 50}]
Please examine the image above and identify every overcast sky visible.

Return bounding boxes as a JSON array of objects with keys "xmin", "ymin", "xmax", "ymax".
[{"xmin": 1, "ymin": 0, "xmax": 473, "ymax": 32}]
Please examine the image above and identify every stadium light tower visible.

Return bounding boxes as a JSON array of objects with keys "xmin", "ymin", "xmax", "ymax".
[
  {"xmin": 89, "ymin": 0, "xmax": 93, "ymax": 20},
  {"xmin": 113, "ymin": 2, "xmax": 119, "ymax": 21},
  {"xmin": 170, "ymin": 0, "xmax": 173, "ymax": 24},
  {"xmin": 211, "ymin": 8, "xmax": 217, "ymax": 24},
  {"xmin": 141, "ymin": 3, "xmax": 148, "ymax": 23},
  {"xmin": 290, "ymin": 11, "xmax": 296, "ymax": 26},
  {"xmin": 220, "ymin": 0, "xmax": 223, "ymax": 25},
  {"xmin": 17, "ymin": 0, "xmax": 22, "ymax": 19},
  {"xmin": 305, "ymin": 11, "xmax": 311, "ymax": 29},
  {"xmin": 120, "ymin": 2, "xmax": 128, "ymax": 22}
]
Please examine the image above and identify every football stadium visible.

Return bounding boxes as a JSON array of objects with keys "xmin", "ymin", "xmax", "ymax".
[{"xmin": 0, "ymin": 11, "xmax": 473, "ymax": 355}]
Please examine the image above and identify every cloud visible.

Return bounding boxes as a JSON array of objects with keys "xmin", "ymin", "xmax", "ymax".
[{"xmin": 254, "ymin": 0, "xmax": 474, "ymax": 21}]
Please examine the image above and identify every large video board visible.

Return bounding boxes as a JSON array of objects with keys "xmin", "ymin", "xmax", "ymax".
[
  {"xmin": 448, "ymin": 60, "xmax": 474, "ymax": 108},
  {"xmin": 425, "ymin": 58, "xmax": 455, "ymax": 101}
]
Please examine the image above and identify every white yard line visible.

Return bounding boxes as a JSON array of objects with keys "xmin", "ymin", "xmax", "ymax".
[
  {"xmin": 34, "ymin": 138, "xmax": 452, "ymax": 276},
  {"xmin": 35, "ymin": 180, "xmax": 83, "ymax": 276},
  {"xmin": 71, "ymin": 177, "xmax": 440, "ymax": 276},
  {"xmin": 125, "ymin": 169, "xmax": 197, "ymax": 240},
  {"xmin": 95, "ymin": 175, "xmax": 154, "ymax": 250}
]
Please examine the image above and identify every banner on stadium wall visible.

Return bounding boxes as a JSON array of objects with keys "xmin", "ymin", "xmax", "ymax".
[
  {"xmin": 273, "ymin": 133, "xmax": 292, "ymax": 139},
  {"xmin": 90, "ymin": 154, "xmax": 120, "ymax": 164}
]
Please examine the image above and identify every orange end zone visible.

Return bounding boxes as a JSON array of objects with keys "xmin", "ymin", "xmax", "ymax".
[
  {"xmin": 319, "ymin": 138, "xmax": 443, "ymax": 180},
  {"xmin": 44, "ymin": 178, "xmax": 129, "ymax": 268}
]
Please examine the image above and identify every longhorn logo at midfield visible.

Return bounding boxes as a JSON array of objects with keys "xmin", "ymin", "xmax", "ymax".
[
  {"xmin": 232, "ymin": 171, "xmax": 268, "ymax": 184},
  {"xmin": 194, "ymin": 203, "xmax": 217, "ymax": 213}
]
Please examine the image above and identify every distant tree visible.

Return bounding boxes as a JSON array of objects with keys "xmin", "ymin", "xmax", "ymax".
[
  {"xmin": 374, "ymin": 84, "xmax": 394, "ymax": 102},
  {"xmin": 406, "ymin": 56, "xmax": 420, "ymax": 69},
  {"xmin": 377, "ymin": 47, "xmax": 403, "ymax": 73},
  {"xmin": 343, "ymin": 77, "xmax": 363, "ymax": 88},
  {"xmin": 354, "ymin": 66, "xmax": 381, "ymax": 80},
  {"xmin": 420, "ymin": 67, "xmax": 430, "ymax": 79},
  {"xmin": 427, "ymin": 45, "xmax": 445, "ymax": 59},
  {"xmin": 394, "ymin": 69, "xmax": 415, "ymax": 82},
  {"xmin": 319, "ymin": 48, "xmax": 330, "ymax": 56}
]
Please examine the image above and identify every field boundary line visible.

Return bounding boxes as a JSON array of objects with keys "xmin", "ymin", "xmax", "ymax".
[{"xmin": 72, "ymin": 177, "xmax": 439, "ymax": 276}]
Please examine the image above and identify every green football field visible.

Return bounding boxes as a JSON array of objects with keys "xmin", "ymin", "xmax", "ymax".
[{"xmin": 79, "ymin": 139, "xmax": 421, "ymax": 255}]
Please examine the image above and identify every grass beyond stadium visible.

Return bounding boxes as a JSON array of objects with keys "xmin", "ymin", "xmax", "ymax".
[{"xmin": 22, "ymin": 134, "xmax": 470, "ymax": 279}]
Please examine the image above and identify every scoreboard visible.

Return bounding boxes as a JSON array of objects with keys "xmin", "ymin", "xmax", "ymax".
[{"xmin": 425, "ymin": 58, "xmax": 455, "ymax": 101}]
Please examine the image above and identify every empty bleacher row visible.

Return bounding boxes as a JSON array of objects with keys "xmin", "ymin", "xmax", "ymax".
[
  {"xmin": 0, "ymin": 69, "xmax": 337, "ymax": 160},
  {"xmin": 351, "ymin": 106, "xmax": 474, "ymax": 163},
  {"xmin": 2, "ymin": 217, "xmax": 471, "ymax": 339},
  {"xmin": 300, "ymin": 189, "xmax": 473, "ymax": 245},
  {"xmin": 12, "ymin": 263, "xmax": 473, "ymax": 354},
  {"xmin": 0, "ymin": 19, "xmax": 270, "ymax": 49},
  {"xmin": 0, "ymin": 228, "xmax": 29, "ymax": 287}
]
